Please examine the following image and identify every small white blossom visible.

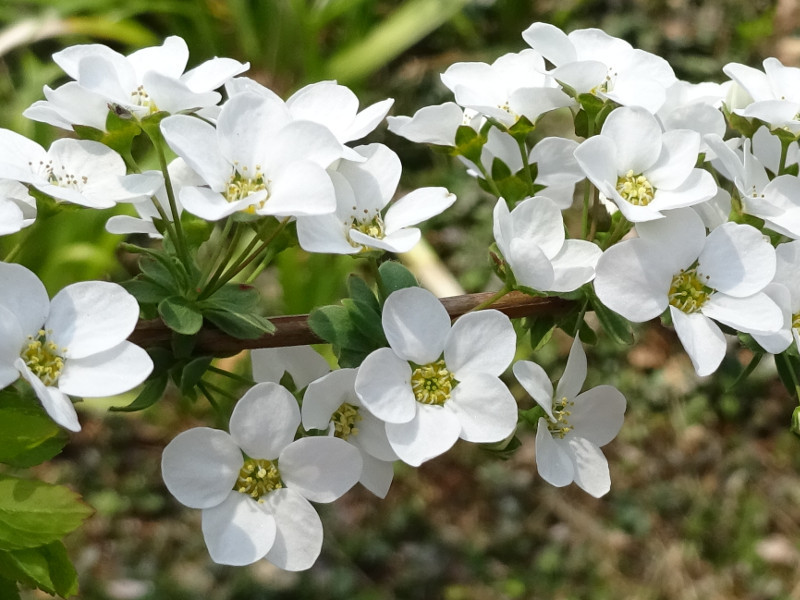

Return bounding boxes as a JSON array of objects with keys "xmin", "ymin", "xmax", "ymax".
[
  {"xmin": 354, "ymin": 287, "xmax": 518, "ymax": 466},
  {"xmin": 0, "ymin": 262, "xmax": 153, "ymax": 431},
  {"xmin": 161, "ymin": 382, "xmax": 361, "ymax": 569},
  {"xmin": 513, "ymin": 336, "xmax": 626, "ymax": 497}
]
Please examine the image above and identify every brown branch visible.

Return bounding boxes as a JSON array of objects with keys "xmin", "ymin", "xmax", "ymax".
[{"xmin": 128, "ymin": 291, "xmax": 573, "ymax": 355}]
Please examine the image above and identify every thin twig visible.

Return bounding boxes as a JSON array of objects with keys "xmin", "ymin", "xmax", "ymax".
[{"xmin": 128, "ymin": 291, "xmax": 574, "ymax": 355}]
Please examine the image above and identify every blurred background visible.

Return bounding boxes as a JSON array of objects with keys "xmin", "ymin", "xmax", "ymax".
[{"xmin": 3, "ymin": 0, "xmax": 800, "ymax": 598}]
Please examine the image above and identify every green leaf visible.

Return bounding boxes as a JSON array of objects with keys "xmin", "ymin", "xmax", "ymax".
[
  {"xmin": 452, "ymin": 125, "xmax": 486, "ymax": 164},
  {"xmin": 0, "ymin": 541, "xmax": 77, "ymax": 597},
  {"xmin": 204, "ymin": 309, "xmax": 275, "ymax": 340},
  {"xmin": 158, "ymin": 296, "xmax": 203, "ymax": 336},
  {"xmin": 491, "ymin": 157, "xmax": 512, "ymax": 181},
  {"xmin": 527, "ymin": 316, "xmax": 556, "ymax": 352},
  {"xmin": 180, "ymin": 212, "xmax": 214, "ymax": 251},
  {"xmin": 346, "ymin": 276, "xmax": 380, "ymax": 314},
  {"xmin": 138, "ymin": 255, "xmax": 179, "ymax": 295},
  {"xmin": 199, "ymin": 284, "xmax": 261, "ymax": 314},
  {"xmin": 109, "ymin": 374, "xmax": 168, "ymax": 413},
  {"xmin": 308, "ymin": 305, "xmax": 374, "ymax": 353},
  {"xmin": 0, "ymin": 390, "xmax": 68, "ymax": 468},
  {"xmin": 591, "ymin": 294, "xmax": 634, "ymax": 345},
  {"xmin": 377, "ymin": 261, "xmax": 418, "ymax": 302},
  {"xmin": 178, "ymin": 356, "xmax": 214, "ymax": 396},
  {"xmin": 776, "ymin": 352, "xmax": 800, "ymax": 400},
  {"xmin": 120, "ymin": 277, "xmax": 171, "ymax": 306},
  {"xmin": 343, "ymin": 299, "xmax": 387, "ymax": 347},
  {"xmin": 0, "ymin": 476, "xmax": 92, "ymax": 551},
  {"xmin": 495, "ymin": 174, "xmax": 529, "ymax": 205},
  {"xmin": 0, "ymin": 576, "xmax": 19, "ymax": 599}
]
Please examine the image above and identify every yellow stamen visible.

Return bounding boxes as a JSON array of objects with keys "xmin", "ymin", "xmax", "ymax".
[
  {"xmin": 668, "ymin": 267, "xmax": 712, "ymax": 314},
  {"xmin": 411, "ymin": 359, "xmax": 455, "ymax": 406},
  {"xmin": 331, "ymin": 402, "xmax": 362, "ymax": 440},
  {"xmin": 235, "ymin": 458, "xmax": 283, "ymax": 502},
  {"xmin": 616, "ymin": 170, "xmax": 655, "ymax": 206},
  {"xmin": 21, "ymin": 329, "xmax": 65, "ymax": 387}
]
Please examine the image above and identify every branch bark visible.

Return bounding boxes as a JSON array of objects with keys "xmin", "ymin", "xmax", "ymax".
[{"xmin": 128, "ymin": 291, "xmax": 573, "ymax": 355}]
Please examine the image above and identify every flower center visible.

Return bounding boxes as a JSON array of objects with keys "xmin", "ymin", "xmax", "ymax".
[
  {"xmin": 131, "ymin": 85, "xmax": 159, "ymax": 114},
  {"xmin": 547, "ymin": 396, "xmax": 574, "ymax": 439},
  {"xmin": 226, "ymin": 164, "xmax": 268, "ymax": 210},
  {"xmin": 616, "ymin": 170, "xmax": 655, "ymax": 206},
  {"xmin": 347, "ymin": 209, "xmax": 386, "ymax": 250},
  {"xmin": 331, "ymin": 402, "xmax": 362, "ymax": 441},
  {"xmin": 668, "ymin": 267, "xmax": 712, "ymax": 314},
  {"xmin": 22, "ymin": 329, "xmax": 65, "ymax": 387},
  {"xmin": 29, "ymin": 159, "xmax": 88, "ymax": 191},
  {"xmin": 235, "ymin": 458, "xmax": 283, "ymax": 502},
  {"xmin": 411, "ymin": 359, "xmax": 455, "ymax": 406},
  {"xmin": 793, "ymin": 312, "xmax": 800, "ymax": 331}
]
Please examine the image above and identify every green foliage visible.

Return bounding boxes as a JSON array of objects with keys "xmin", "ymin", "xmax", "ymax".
[
  {"xmin": 0, "ymin": 389, "xmax": 68, "ymax": 468},
  {"xmin": 0, "ymin": 541, "xmax": 78, "ymax": 598},
  {"xmin": 0, "ymin": 475, "xmax": 92, "ymax": 551},
  {"xmin": 376, "ymin": 261, "xmax": 418, "ymax": 303}
]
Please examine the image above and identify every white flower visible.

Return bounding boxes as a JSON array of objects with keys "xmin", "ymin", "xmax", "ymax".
[
  {"xmin": 493, "ymin": 196, "xmax": 601, "ymax": 292},
  {"xmin": 227, "ymin": 78, "xmax": 394, "ymax": 161},
  {"xmin": 0, "ymin": 180, "xmax": 36, "ymax": 235},
  {"xmin": 574, "ymin": 106, "xmax": 717, "ymax": 222},
  {"xmin": 251, "ymin": 345, "xmax": 331, "ymax": 390},
  {"xmin": 354, "ymin": 287, "xmax": 518, "ymax": 466},
  {"xmin": 594, "ymin": 209, "xmax": 783, "ymax": 375},
  {"xmin": 440, "ymin": 49, "xmax": 572, "ymax": 127},
  {"xmin": 0, "ymin": 130, "xmax": 161, "ymax": 209},
  {"xmin": 386, "ymin": 102, "xmax": 479, "ymax": 147},
  {"xmin": 705, "ymin": 133, "xmax": 800, "ymax": 239},
  {"xmin": 0, "ymin": 262, "xmax": 153, "ymax": 431},
  {"xmin": 656, "ymin": 80, "xmax": 729, "ymax": 150},
  {"xmin": 303, "ymin": 369, "xmax": 397, "ymax": 498},
  {"xmin": 522, "ymin": 22, "xmax": 676, "ymax": 113},
  {"xmin": 161, "ymin": 92, "xmax": 343, "ymax": 221},
  {"xmin": 161, "ymin": 382, "xmax": 361, "ymax": 569},
  {"xmin": 296, "ymin": 143, "xmax": 456, "ymax": 254},
  {"xmin": 751, "ymin": 241, "xmax": 800, "ymax": 354},
  {"xmin": 513, "ymin": 336, "xmax": 626, "ymax": 497},
  {"xmin": 724, "ymin": 57, "xmax": 800, "ymax": 134},
  {"xmin": 24, "ymin": 36, "xmax": 248, "ymax": 129}
]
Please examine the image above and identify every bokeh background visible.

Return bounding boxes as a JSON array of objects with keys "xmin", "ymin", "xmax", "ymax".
[{"xmin": 3, "ymin": 0, "xmax": 800, "ymax": 598}]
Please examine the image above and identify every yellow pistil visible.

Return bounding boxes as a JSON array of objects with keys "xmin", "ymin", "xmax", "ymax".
[
  {"xmin": 547, "ymin": 396, "xmax": 574, "ymax": 439},
  {"xmin": 616, "ymin": 170, "xmax": 655, "ymax": 206},
  {"xmin": 226, "ymin": 164, "xmax": 267, "ymax": 208},
  {"xmin": 331, "ymin": 402, "xmax": 362, "ymax": 440},
  {"xmin": 668, "ymin": 267, "xmax": 712, "ymax": 314},
  {"xmin": 792, "ymin": 312, "xmax": 800, "ymax": 331},
  {"xmin": 21, "ymin": 329, "xmax": 65, "ymax": 387},
  {"xmin": 411, "ymin": 359, "xmax": 455, "ymax": 406},
  {"xmin": 130, "ymin": 85, "xmax": 159, "ymax": 114},
  {"xmin": 235, "ymin": 458, "xmax": 283, "ymax": 502}
]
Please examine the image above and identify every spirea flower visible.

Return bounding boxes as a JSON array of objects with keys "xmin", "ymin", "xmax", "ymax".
[
  {"xmin": 251, "ymin": 345, "xmax": 331, "ymax": 391},
  {"xmin": 161, "ymin": 92, "xmax": 342, "ymax": 221},
  {"xmin": 724, "ymin": 57, "xmax": 800, "ymax": 134},
  {"xmin": 0, "ymin": 262, "xmax": 152, "ymax": 431},
  {"xmin": 354, "ymin": 287, "xmax": 518, "ymax": 466},
  {"xmin": 0, "ymin": 131, "xmax": 161, "ymax": 209},
  {"xmin": 513, "ymin": 336, "xmax": 626, "ymax": 497},
  {"xmin": 303, "ymin": 368, "xmax": 397, "ymax": 498},
  {"xmin": 594, "ymin": 209, "xmax": 783, "ymax": 375},
  {"xmin": 0, "ymin": 180, "xmax": 36, "ymax": 236},
  {"xmin": 574, "ymin": 106, "xmax": 717, "ymax": 222},
  {"xmin": 24, "ymin": 36, "xmax": 248, "ymax": 129},
  {"xmin": 296, "ymin": 144, "xmax": 456, "ymax": 254},
  {"xmin": 493, "ymin": 196, "xmax": 601, "ymax": 293},
  {"xmin": 161, "ymin": 382, "xmax": 361, "ymax": 569}
]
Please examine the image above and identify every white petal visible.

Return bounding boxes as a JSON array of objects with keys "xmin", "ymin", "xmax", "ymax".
[
  {"xmin": 301, "ymin": 368, "xmax": 357, "ymax": 431},
  {"xmin": 506, "ymin": 238, "xmax": 555, "ymax": 291},
  {"xmin": 279, "ymin": 436, "xmax": 361, "ymax": 503},
  {"xmin": 230, "ymin": 383, "xmax": 300, "ymax": 459},
  {"xmin": 259, "ymin": 161, "xmax": 336, "ymax": 218},
  {"xmin": 534, "ymin": 419, "xmax": 574, "ymax": 487},
  {"xmin": 252, "ymin": 346, "xmax": 330, "ymax": 389},
  {"xmin": 0, "ymin": 262, "xmax": 48, "ymax": 337},
  {"xmin": 522, "ymin": 22, "xmax": 577, "ymax": 66},
  {"xmin": 296, "ymin": 213, "xmax": 355, "ymax": 254},
  {"xmin": 16, "ymin": 358, "xmax": 80, "ymax": 432},
  {"xmin": 702, "ymin": 292, "xmax": 783, "ymax": 334},
  {"xmin": 386, "ymin": 103, "xmax": 464, "ymax": 146},
  {"xmin": 262, "ymin": 488, "xmax": 323, "ymax": 571},
  {"xmin": 549, "ymin": 240, "xmax": 602, "ymax": 292},
  {"xmin": 347, "ymin": 98, "xmax": 394, "ymax": 141},
  {"xmin": 447, "ymin": 374, "xmax": 517, "ymax": 442},
  {"xmin": 160, "ymin": 115, "xmax": 229, "ymax": 188},
  {"xmin": 566, "ymin": 436, "xmax": 611, "ymax": 497},
  {"xmin": 569, "ymin": 385, "xmax": 626, "ymax": 446},
  {"xmin": 386, "ymin": 403, "xmax": 461, "ymax": 467},
  {"xmin": 58, "ymin": 341, "xmax": 153, "ymax": 397},
  {"xmin": 161, "ymin": 427, "xmax": 242, "ymax": 509},
  {"xmin": 444, "ymin": 309, "xmax": 515, "ymax": 378},
  {"xmin": 601, "ymin": 106, "xmax": 663, "ymax": 173},
  {"xmin": 382, "ymin": 287, "xmax": 450, "ymax": 364},
  {"xmin": 512, "ymin": 360, "xmax": 555, "ymax": 419},
  {"xmin": 384, "ymin": 187, "xmax": 456, "ymax": 233},
  {"xmin": 357, "ymin": 453, "xmax": 394, "ymax": 498},
  {"xmin": 47, "ymin": 281, "xmax": 139, "ymax": 359},
  {"xmin": 201, "ymin": 493, "xmax": 276, "ymax": 566},
  {"xmin": 646, "ymin": 129, "xmax": 701, "ymax": 189},
  {"xmin": 555, "ymin": 335, "xmax": 587, "ymax": 401},
  {"xmin": 352, "ymin": 410, "xmax": 399, "ymax": 462},
  {"xmin": 354, "ymin": 348, "xmax": 416, "ymax": 424},
  {"xmin": 699, "ymin": 222, "xmax": 776, "ymax": 297},
  {"xmin": 670, "ymin": 306, "xmax": 726, "ymax": 376}
]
